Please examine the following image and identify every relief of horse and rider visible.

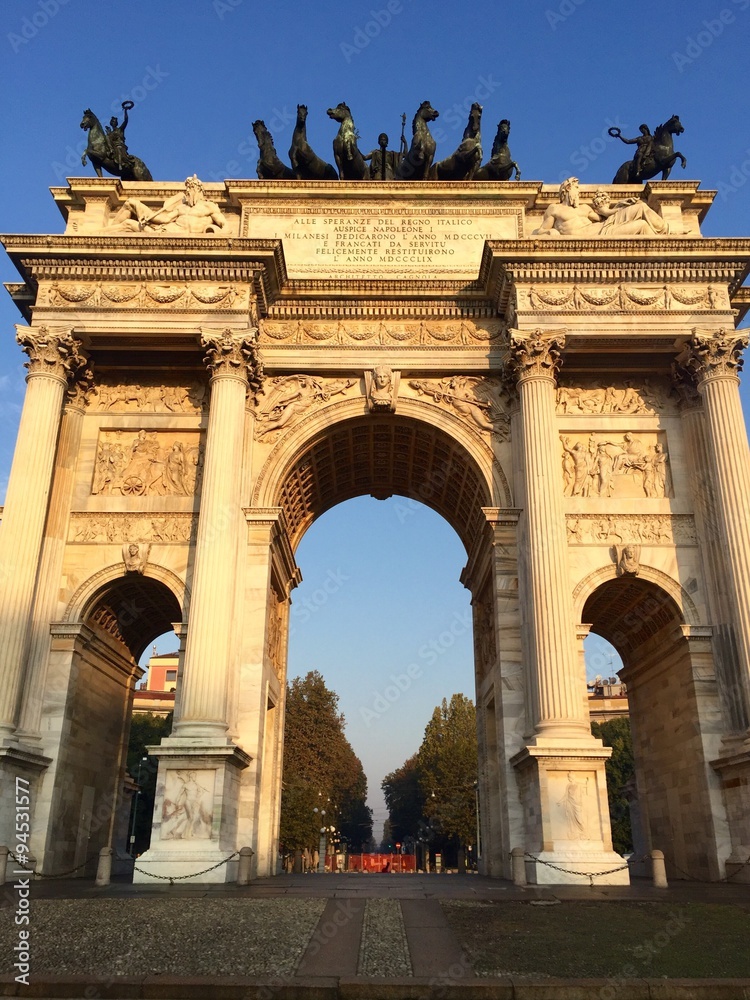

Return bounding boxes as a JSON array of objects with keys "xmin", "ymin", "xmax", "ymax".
[{"xmin": 81, "ymin": 98, "xmax": 687, "ymax": 186}]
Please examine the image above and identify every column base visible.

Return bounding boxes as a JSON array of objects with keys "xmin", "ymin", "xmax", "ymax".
[{"xmin": 133, "ymin": 741, "xmax": 251, "ymax": 885}]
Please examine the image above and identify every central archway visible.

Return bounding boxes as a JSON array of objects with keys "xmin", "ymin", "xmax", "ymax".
[{"xmin": 247, "ymin": 406, "xmax": 512, "ymax": 876}]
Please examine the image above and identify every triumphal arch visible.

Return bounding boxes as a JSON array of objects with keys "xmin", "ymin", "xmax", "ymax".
[{"xmin": 2, "ymin": 172, "xmax": 750, "ymax": 884}]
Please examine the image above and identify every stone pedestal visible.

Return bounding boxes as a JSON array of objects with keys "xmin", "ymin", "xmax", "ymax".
[
  {"xmin": 133, "ymin": 744, "xmax": 251, "ymax": 884},
  {"xmin": 512, "ymin": 746, "xmax": 630, "ymax": 885}
]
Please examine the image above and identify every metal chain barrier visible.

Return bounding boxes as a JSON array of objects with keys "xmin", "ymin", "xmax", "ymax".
[
  {"xmin": 521, "ymin": 851, "xmax": 647, "ymax": 887},
  {"xmin": 9, "ymin": 850, "xmax": 100, "ymax": 880},
  {"xmin": 133, "ymin": 851, "xmax": 238, "ymax": 885}
]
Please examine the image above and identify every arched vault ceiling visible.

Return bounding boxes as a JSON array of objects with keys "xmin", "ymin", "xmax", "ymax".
[
  {"xmin": 583, "ymin": 577, "xmax": 684, "ymax": 660},
  {"xmin": 275, "ymin": 417, "xmax": 491, "ymax": 554},
  {"xmin": 85, "ymin": 577, "xmax": 182, "ymax": 663}
]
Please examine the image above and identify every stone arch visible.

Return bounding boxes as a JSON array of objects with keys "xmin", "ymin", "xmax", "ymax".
[
  {"xmin": 573, "ymin": 562, "xmax": 700, "ymax": 631},
  {"xmin": 65, "ymin": 562, "xmax": 189, "ymax": 625},
  {"xmin": 580, "ymin": 567, "xmax": 726, "ymax": 881},
  {"xmin": 251, "ymin": 396, "xmax": 507, "ymax": 554}
]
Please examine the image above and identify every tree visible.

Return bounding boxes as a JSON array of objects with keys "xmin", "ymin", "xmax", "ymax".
[
  {"xmin": 126, "ymin": 711, "xmax": 172, "ymax": 854},
  {"xmin": 280, "ymin": 671, "xmax": 372, "ymax": 853},
  {"xmin": 382, "ymin": 753, "xmax": 425, "ymax": 844},
  {"xmin": 592, "ymin": 716, "xmax": 634, "ymax": 854},
  {"xmin": 417, "ymin": 694, "xmax": 478, "ymax": 855}
]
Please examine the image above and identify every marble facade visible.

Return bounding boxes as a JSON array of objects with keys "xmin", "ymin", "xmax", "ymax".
[{"xmin": 1, "ymin": 176, "xmax": 749, "ymax": 884}]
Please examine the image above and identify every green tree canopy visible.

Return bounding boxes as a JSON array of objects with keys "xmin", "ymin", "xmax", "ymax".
[
  {"xmin": 382, "ymin": 753, "xmax": 425, "ymax": 844},
  {"xmin": 418, "ymin": 694, "xmax": 478, "ymax": 849},
  {"xmin": 592, "ymin": 716, "xmax": 634, "ymax": 854},
  {"xmin": 280, "ymin": 671, "xmax": 372, "ymax": 852}
]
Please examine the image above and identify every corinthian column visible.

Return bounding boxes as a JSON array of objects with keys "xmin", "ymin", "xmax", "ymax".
[
  {"xmin": 0, "ymin": 326, "xmax": 89, "ymax": 738},
  {"xmin": 675, "ymin": 328, "xmax": 750, "ymax": 733},
  {"xmin": 508, "ymin": 329, "xmax": 589, "ymax": 741},
  {"xmin": 172, "ymin": 328, "xmax": 263, "ymax": 740}
]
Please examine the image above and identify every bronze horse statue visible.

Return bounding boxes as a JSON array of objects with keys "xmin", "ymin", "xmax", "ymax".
[
  {"xmin": 253, "ymin": 120, "xmax": 295, "ymax": 180},
  {"xmin": 475, "ymin": 119, "xmax": 521, "ymax": 181},
  {"xmin": 327, "ymin": 102, "xmax": 369, "ymax": 180},
  {"xmin": 611, "ymin": 115, "xmax": 687, "ymax": 183},
  {"xmin": 431, "ymin": 102, "xmax": 483, "ymax": 181},
  {"xmin": 80, "ymin": 104, "xmax": 152, "ymax": 181},
  {"xmin": 289, "ymin": 104, "xmax": 338, "ymax": 180},
  {"xmin": 395, "ymin": 100, "xmax": 440, "ymax": 180}
]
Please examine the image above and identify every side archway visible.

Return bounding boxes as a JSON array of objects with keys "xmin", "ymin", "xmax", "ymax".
[{"xmin": 580, "ymin": 571, "xmax": 728, "ymax": 880}]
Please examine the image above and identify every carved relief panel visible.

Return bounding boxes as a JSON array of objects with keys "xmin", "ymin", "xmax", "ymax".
[
  {"xmin": 91, "ymin": 429, "xmax": 203, "ymax": 497},
  {"xmin": 556, "ymin": 378, "xmax": 676, "ymax": 415},
  {"xmin": 91, "ymin": 379, "xmax": 208, "ymax": 413},
  {"xmin": 161, "ymin": 769, "xmax": 215, "ymax": 841},
  {"xmin": 561, "ymin": 432, "xmax": 672, "ymax": 499},
  {"xmin": 69, "ymin": 513, "xmax": 195, "ymax": 543}
]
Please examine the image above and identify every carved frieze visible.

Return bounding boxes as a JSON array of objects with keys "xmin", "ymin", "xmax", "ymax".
[
  {"xmin": 565, "ymin": 514, "xmax": 696, "ymax": 545},
  {"xmin": 69, "ymin": 513, "xmax": 195, "ymax": 543},
  {"xmin": 258, "ymin": 319, "xmax": 505, "ymax": 346},
  {"xmin": 91, "ymin": 430, "xmax": 203, "ymax": 497},
  {"xmin": 91, "ymin": 380, "xmax": 208, "ymax": 413},
  {"xmin": 409, "ymin": 376, "xmax": 508, "ymax": 437},
  {"xmin": 521, "ymin": 283, "xmax": 730, "ymax": 313},
  {"xmin": 556, "ymin": 378, "xmax": 675, "ymax": 415},
  {"xmin": 561, "ymin": 432, "xmax": 672, "ymax": 498},
  {"xmin": 254, "ymin": 375, "xmax": 357, "ymax": 439},
  {"xmin": 42, "ymin": 281, "xmax": 247, "ymax": 311}
]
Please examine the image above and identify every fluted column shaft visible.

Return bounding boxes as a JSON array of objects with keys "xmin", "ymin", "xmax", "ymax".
[
  {"xmin": 0, "ymin": 326, "xmax": 86, "ymax": 736},
  {"xmin": 681, "ymin": 331, "xmax": 750, "ymax": 729},
  {"xmin": 173, "ymin": 329, "xmax": 262, "ymax": 740},
  {"xmin": 17, "ymin": 398, "xmax": 88, "ymax": 739},
  {"xmin": 511, "ymin": 330, "xmax": 590, "ymax": 740}
]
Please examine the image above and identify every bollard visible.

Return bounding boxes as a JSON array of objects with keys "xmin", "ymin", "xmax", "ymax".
[
  {"xmin": 511, "ymin": 846, "xmax": 527, "ymax": 886},
  {"xmin": 650, "ymin": 849, "xmax": 668, "ymax": 888},
  {"xmin": 95, "ymin": 847, "xmax": 113, "ymax": 887},
  {"xmin": 0, "ymin": 846, "xmax": 8, "ymax": 886},
  {"xmin": 237, "ymin": 846, "xmax": 254, "ymax": 886}
]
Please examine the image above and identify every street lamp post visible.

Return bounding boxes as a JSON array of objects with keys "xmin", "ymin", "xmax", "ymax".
[{"xmin": 128, "ymin": 755, "xmax": 149, "ymax": 857}]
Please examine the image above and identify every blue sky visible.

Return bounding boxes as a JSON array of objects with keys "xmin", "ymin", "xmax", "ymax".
[{"xmin": 1, "ymin": 0, "xmax": 748, "ymax": 834}]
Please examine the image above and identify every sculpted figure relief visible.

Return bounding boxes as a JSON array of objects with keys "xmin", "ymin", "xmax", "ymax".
[
  {"xmin": 162, "ymin": 770, "xmax": 213, "ymax": 841},
  {"xmin": 107, "ymin": 176, "xmax": 227, "ymax": 234},
  {"xmin": 93, "ymin": 381, "xmax": 207, "ymax": 412},
  {"xmin": 532, "ymin": 177, "xmax": 682, "ymax": 237},
  {"xmin": 92, "ymin": 431, "xmax": 203, "ymax": 497},
  {"xmin": 365, "ymin": 366, "xmax": 399, "ymax": 412},
  {"xmin": 557, "ymin": 379, "xmax": 670, "ymax": 415},
  {"xmin": 122, "ymin": 541, "xmax": 150, "ymax": 574},
  {"xmin": 409, "ymin": 376, "xmax": 507, "ymax": 435},
  {"xmin": 561, "ymin": 433, "xmax": 671, "ymax": 498},
  {"xmin": 255, "ymin": 375, "xmax": 356, "ymax": 437},
  {"xmin": 614, "ymin": 543, "xmax": 641, "ymax": 577}
]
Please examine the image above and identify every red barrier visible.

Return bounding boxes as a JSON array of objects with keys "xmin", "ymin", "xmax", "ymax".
[{"xmin": 345, "ymin": 853, "xmax": 416, "ymax": 872}]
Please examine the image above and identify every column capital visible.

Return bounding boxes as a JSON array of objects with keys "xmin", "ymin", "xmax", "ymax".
[
  {"xmin": 506, "ymin": 328, "xmax": 566, "ymax": 385},
  {"xmin": 201, "ymin": 327, "xmax": 264, "ymax": 392},
  {"xmin": 675, "ymin": 328, "xmax": 748, "ymax": 388},
  {"xmin": 15, "ymin": 325, "xmax": 89, "ymax": 387}
]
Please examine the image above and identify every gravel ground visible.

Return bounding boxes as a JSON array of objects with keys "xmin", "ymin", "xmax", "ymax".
[
  {"xmin": 357, "ymin": 899, "xmax": 411, "ymax": 977},
  {"xmin": 0, "ymin": 898, "xmax": 326, "ymax": 977}
]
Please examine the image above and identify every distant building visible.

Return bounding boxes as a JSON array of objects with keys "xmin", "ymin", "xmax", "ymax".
[
  {"xmin": 587, "ymin": 677, "xmax": 628, "ymax": 723},
  {"xmin": 132, "ymin": 651, "xmax": 178, "ymax": 717}
]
